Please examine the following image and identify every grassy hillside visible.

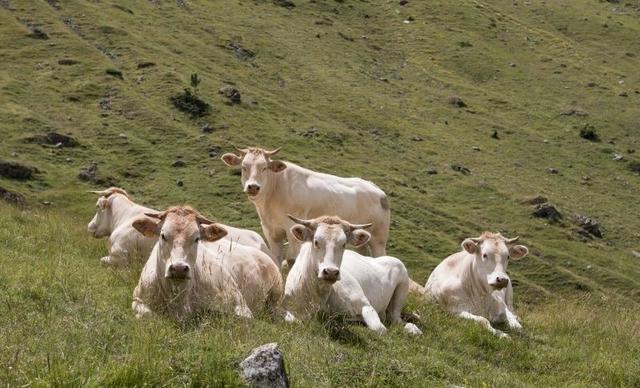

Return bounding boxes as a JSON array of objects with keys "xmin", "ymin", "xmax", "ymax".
[{"xmin": 1, "ymin": 0, "xmax": 639, "ymax": 386}]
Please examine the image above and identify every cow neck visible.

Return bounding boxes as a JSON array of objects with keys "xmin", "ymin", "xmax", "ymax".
[
  {"xmin": 253, "ymin": 162, "xmax": 304, "ymax": 217},
  {"xmin": 108, "ymin": 194, "xmax": 138, "ymax": 231},
  {"xmin": 290, "ymin": 242, "xmax": 333, "ymax": 316}
]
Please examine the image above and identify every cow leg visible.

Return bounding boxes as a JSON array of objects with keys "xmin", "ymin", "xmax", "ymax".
[
  {"xmin": 368, "ymin": 225, "xmax": 388, "ymax": 257},
  {"xmin": 132, "ymin": 299, "xmax": 153, "ymax": 319},
  {"xmin": 458, "ymin": 311, "xmax": 509, "ymax": 338},
  {"xmin": 264, "ymin": 229, "xmax": 286, "ymax": 268},
  {"xmin": 355, "ymin": 244, "xmax": 371, "ymax": 256},
  {"xmin": 361, "ymin": 305, "xmax": 387, "ymax": 334},
  {"xmin": 386, "ymin": 280, "xmax": 423, "ymax": 335}
]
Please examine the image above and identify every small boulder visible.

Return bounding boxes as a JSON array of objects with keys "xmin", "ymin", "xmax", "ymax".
[
  {"xmin": 491, "ymin": 130, "xmax": 500, "ymax": 139},
  {"xmin": 410, "ymin": 135, "xmax": 423, "ymax": 142},
  {"xmin": 547, "ymin": 167, "xmax": 559, "ymax": 174},
  {"xmin": 58, "ymin": 59, "xmax": 79, "ymax": 65},
  {"xmin": 176, "ymin": 179, "xmax": 184, "ymax": 187},
  {"xmin": 240, "ymin": 343, "xmax": 289, "ymax": 388},
  {"xmin": 579, "ymin": 125, "xmax": 599, "ymax": 141},
  {"xmin": 425, "ymin": 168, "xmax": 438, "ymax": 175},
  {"xmin": 27, "ymin": 27, "xmax": 49, "ymax": 39},
  {"xmin": 0, "ymin": 187, "xmax": 26, "ymax": 206},
  {"xmin": 218, "ymin": 85, "xmax": 241, "ymax": 105},
  {"xmin": 105, "ymin": 68, "xmax": 124, "ymax": 79},
  {"xmin": 200, "ymin": 123, "xmax": 214, "ymax": 133},
  {"xmin": 522, "ymin": 195, "xmax": 548, "ymax": 205},
  {"xmin": 25, "ymin": 132, "xmax": 79, "ymax": 147},
  {"xmin": 451, "ymin": 163, "xmax": 471, "ymax": 175},
  {"xmin": 532, "ymin": 203, "xmax": 562, "ymax": 222},
  {"xmin": 78, "ymin": 162, "xmax": 116, "ymax": 186},
  {"xmin": 137, "ymin": 61, "xmax": 156, "ymax": 69},
  {"xmin": 573, "ymin": 214, "xmax": 602, "ymax": 238},
  {"xmin": 273, "ymin": 0, "xmax": 295, "ymax": 7},
  {"xmin": 171, "ymin": 160, "xmax": 186, "ymax": 168},
  {"xmin": 447, "ymin": 96, "xmax": 467, "ymax": 108},
  {"xmin": 0, "ymin": 160, "xmax": 38, "ymax": 180}
]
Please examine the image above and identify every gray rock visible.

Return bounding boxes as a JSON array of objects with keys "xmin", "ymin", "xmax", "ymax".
[
  {"xmin": 451, "ymin": 163, "xmax": 471, "ymax": 175},
  {"xmin": 532, "ymin": 203, "xmax": 562, "ymax": 222},
  {"xmin": 0, "ymin": 186, "xmax": 25, "ymax": 206},
  {"xmin": 573, "ymin": 214, "xmax": 602, "ymax": 238},
  {"xmin": 200, "ymin": 123, "xmax": 214, "ymax": 133},
  {"xmin": 612, "ymin": 154, "xmax": 624, "ymax": 161},
  {"xmin": 240, "ymin": 343, "xmax": 289, "ymax": 388},
  {"xmin": 0, "ymin": 160, "xmax": 38, "ymax": 180},
  {"xmin": 171, "ymin": 160, "xmax": 186, "ymax": 168},
  {"xmin": 522, "ymin": 195, "xmax": 548, "ymax": 205},
  {"xmin": 447, "ymin": 96, "xmax": 467, "ymax": 108},
  {"xmin": 218, "ymin": 85, "xmax": 241, "ymax": 105},
  {"xmin": 547, "ymin": 167, "xmax": 559, "ymax": 174},
  {"xmin": 25, "ymin": 132, "xmax": 79, "ymax": 147}
]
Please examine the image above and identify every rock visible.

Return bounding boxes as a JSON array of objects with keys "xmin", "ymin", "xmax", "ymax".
[
  {"xmin": 225, "ymin": 42, "xmax": 255, "ymax": 61},
  {"xmin": 137, "ymin": 61, "xmax": 156, "ymax": 69},
  {"xmin": 0, "ymin": 160, "xmax": 38, "ymax": 180},
  {"xmin": 619, "ymin": 91, "xmax": 628, "ymax": 97},
  {"xmin": 472, "ymin": 146, "xmax": 480, "ymax": 151},
  {"xmin": 399, "ymin": 0, "xmax": 409, "ymax": 5},
  {"xmin": 171, "ymin": 160, "xmax": 186, "ymax": 168},
  {"xmin": 105, "ymin": 68, "xmax": 124, "ymax": 79},
  {"xmin": 176, "ymin": 179, "xmax": 184, "ymax": 187},
  {"xmin": 0, "ymin": 187, "xmax": 26, "ymax": 206},
  {"xmin": 573, "ymin": 214, "xmax": 602, "ymax": 238},
  {"xmin": 532, "ymin": 203, "xmax": 562, "ymax": 222},
  {"xmin": 273, "ymin": 0, "xmax": 295, "ymax": 7},
  {"xmin": 25, "ymin": 132, "xmax": 79, "ymax": 147},
  {"xmin": 58, "ymin": 59, "xmax": 79, "ymax": 65},
  {"xmin": 447, "ymin": 96, "xmax": 467, "ymax": 108},
  {"xmin": 631, "ymin": 251, "xmax": 640, "ymax": 259},
  {"xmin": 208, "ymin": 146, "xmax": 222, "ymax": 158},
  {"xmin": 612, "ymin": 154, "xmax": 624, "ymax": 161},
  {"xmin": 240, "ymin": 343, "xmax": 289, "ymax": 388},
  {"xmin": 78, "ymin": 162, "xmax": 116, "ymax": 185},
  {"xmin": 547, "ymin": 167, "xmax": 559, "ymax": 174},
  {"xmin": 27, "ymin": 27, "xmax": 49, "ymax": 39},
  {"xmin": 218, "ymin": 85, "xmax": 241, "ymax": 105},
  {"xmin": 509, "ymin": 62, "xmax": 516, "ymax": 67},
  {"xmin": 491, "ymin": 130, "xmax": 500, "ymax": 139},
  {"xmin": 522, "ymin": 195, "xmax": 548, "ymax": 205},
  {"xmin": 579, "ymin": 126, "xmax": 599, "ymax": 141},
  {"xmin": 425, "ymin": 168, "xmax": 438, "ymax": 175},
  {"xmin": 628, "ymin": 161, "xmax": 640, "ymax": 174},
  {"xmin": 560, "ymin": 108, "xmax": 588, "ymax": 117},
  {"xmin": 410, "ymin": 135, "xmax": 423, "ymax": 141},
  {"xmin": 118, "ymin": 133, "xmax": 127, "ymax": 138},
  {"xmin": 200, "ymin": 123, "xmax": 214, "ymax": 133},
  {"xmin": 451, "ymin": 164, "xmax": 471, "ymax": 175}
]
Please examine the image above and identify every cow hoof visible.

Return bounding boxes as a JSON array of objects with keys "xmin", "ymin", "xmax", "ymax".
[
  {"xmin": 374, "ymin": 326, "xmax": 388, "ymax": 335},
  {"xmin": 404, "ymin": 323, "xmax": 422, "ymax": 335},
  {"xmin": 283, "ymin": 311, "xmax": 299, "ymax": 323},
  {"xmin": 235, "ymin": 305, "xmax": 253, "ymax": 319},
  {"xmin": 509, "ymin": 321, "xmax": 523, "ymax": 331},
  {"xmin": 495, "ymin": 330, "xmax": 510, "ymax": 339}
]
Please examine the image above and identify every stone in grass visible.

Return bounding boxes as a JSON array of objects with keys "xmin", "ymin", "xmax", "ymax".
[
  {"xmin": 573, "ymin": 213, "xmax": 602, "ymax": 238},
  {"xmin": 105, "ymin": 68, "xmax": 124, "ymax": 79},
  {"xmin": 532, "ymin": 203, "xmax": 562, "ymax": 222},
  {"xmin": 451, "ymin": 163, "xmax": 471, "ymax": 175},
  {"xmin": 218, "ymin": 85, "xmax": 241, "ymax": 105},
  {"xmin": 0, "ymin": 160, "xmax": 39, "ymax": 180},
  {"xmin": 240, "ymin": 343, "xmax": 289, "ymax": 388},
  {"xmin": 25, "ymin": 132, "xmax": 79, "ymax": 147},
  {"xmin": 447, "ymin": 96, "xmax": 467, "ymax": 108},
  {"xmin": 0, "ymin": 186, "xmax": 26, "ymax": 206}
]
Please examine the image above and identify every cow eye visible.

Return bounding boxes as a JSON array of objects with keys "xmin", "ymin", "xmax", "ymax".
[
  {"xmin": 507, "ymin": 255, "xmax": 511, "ymax": 260},
  {"xmin": 482, "ymin": 254, "xmax": 488, "ymax": 259},
  {"xmin": 314, "ymin": 240, "xmax": 319, "ymax": 248},
  {"xmin": 161, "ymin": 233, "xmax": 167, "ymax": 242},
  {"xmin": 195, "ymin": 237, "xmax": 200, "ymax": 243}
]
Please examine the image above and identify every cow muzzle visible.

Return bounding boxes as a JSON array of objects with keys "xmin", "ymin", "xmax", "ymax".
[
  {"xmin": 319, "ymin": 267, "xmax": 340, "ymax": 282},
  {"xmin": 167, "ymin": 261, "xmax": 191, "ymax": 280},
  {"xmin": 488, "ymin": 275, "xmax": 510, "ymax": 289},
  {"xmin": 245, "ymin": 183, "xmax": 261, "ymax": 197}
]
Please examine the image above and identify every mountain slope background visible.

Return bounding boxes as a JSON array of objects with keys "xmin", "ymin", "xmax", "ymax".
[{"xmin": 1, "ymin": 0, "xmax": 639, "ymax": 386}]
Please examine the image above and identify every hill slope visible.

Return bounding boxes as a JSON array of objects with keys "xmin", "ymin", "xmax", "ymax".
[{"xmin": 1, "ymin": 0, "xmax": 639, "ymax": 385}]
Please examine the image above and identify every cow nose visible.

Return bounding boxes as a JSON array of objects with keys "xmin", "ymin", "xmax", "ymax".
[
  {"xmin": 169, "ymin": 263, "xmax": 190, "ymax": 278},
  {"xmin": 321, "ymin": 267, "xmax": 340, "ymax": 281},
  {"xmin": 246, "ymin": 184, "xmax": 260, "ymax": 195},
  {"xmin": 495, "ymin": 276, "xmax": 509, "ymax": 287}
]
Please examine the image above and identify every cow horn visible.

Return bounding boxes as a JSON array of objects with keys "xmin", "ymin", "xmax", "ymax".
[
  {"xmin": 233, "ymin": 146, "xmax": 249, "ymax": 155},
  {"xmin": 348, "ymin": 222, "xmax": 373, "ymax": 231},
  {"xmin": 264, "ymin": 147, "xmax": 281, "ymax": 157},
  {"xmin": 505, "ymin": 236, "xmax": 520, "ymax": 244},
  {"xmin": 287, "ymin": 214, "xmax": 314, "ymax": 227},
  {"xmin": 87, "ymin": 190, "xmax": 108, "ymax": 196},
  {"xmin": 144, "ymin": 212, "xmax": 164, "ymax": 220},
  {"xmin": 195, "ymin": 214, "xmax": 215, "ymax": 225},
  {"xmin": 470, "ymin": 237, "xmax": 482, "ymax": 243}
]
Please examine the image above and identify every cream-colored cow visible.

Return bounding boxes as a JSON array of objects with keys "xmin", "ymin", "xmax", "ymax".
[
  {"xmin": 131, "ymin": 206, "xmax": 283, "ymax": 320},
  {"xmin": 282, "ymin": 215, "xmax": 421, "ymax": 335},
  {"xmin": 87, "ymin": 188, "xmax": 274, "ymax": 266},
  {"xmin": 425, "ymin": 232, "xmax": 529, "ymax": 338}
]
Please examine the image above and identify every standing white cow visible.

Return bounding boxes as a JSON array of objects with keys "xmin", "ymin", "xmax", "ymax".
[
  {"xmin": 221, "ymin": 147, "xmax": 391, "ymax": 266},
  {"xmin": 282, "ymin": 215, "xmax": 421, "ymax": 335},
  {"xmin": 131, "ymin": 206, "xmax": 283, "ymax": 320},
  {"xmin": 425, "ymin": 232, "xmax": 529, "ymax": 338},
  {"xmin": 87, "ymin": 187, "xmax": 274, "ymax": 266}
]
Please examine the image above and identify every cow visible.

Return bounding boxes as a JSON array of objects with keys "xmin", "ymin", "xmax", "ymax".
[
  {"xmin": 424, "ymin": 232, "xmax": 529, "ymax": 338},
  {"xmin": 282, "ymin": 215, "xmax": 422, "ymax": 335},
  {"xmin": 87, "ymin": 187, "xmax": 274, "ymax": 266},
  {"xmin": 131, "ymin": 206, "xmax": 283, "ymax": 320},
  {"xmin": 220, "ymin": 147, "xmax": 391, "ymax": 267}
]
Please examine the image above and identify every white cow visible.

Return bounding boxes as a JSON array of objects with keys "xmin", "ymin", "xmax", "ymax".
[
  {"xmin": 425, "ymin": 232, "xmax": 529, "ymax": 338},
  {"xmin": 283, "ymin": 215, "xmax": 421, "ymax": 335},
  {"xmin": 131, "ymin": 206, "xmax": 283, "ymax": 320},
  {"xmin": 87, "ymin": 187, "xmax": 274, "ymax": 266},
  {"xmin": 221, "ymin": 147, "xmax": 391, "ymax": 266}
]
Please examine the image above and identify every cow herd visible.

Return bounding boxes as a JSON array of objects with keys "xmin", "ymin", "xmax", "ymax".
[{"xmin": 87, "ymin": 147, "xmax": 529, "ymax": 338}]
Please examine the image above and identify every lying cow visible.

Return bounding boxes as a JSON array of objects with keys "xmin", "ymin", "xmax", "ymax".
[
  {"xmin": 87, "ymin": 187, "xmax": 274, "ymax": 266},
  {"xmin": 425, "ymin": 232, "xmax": 529, "ymax": 338},
  {"xmin": 131, "ymin": 206, "xmax": 283, "ymax": 320},
  {"xmin": 282, "ymin": 215, "xmax": 421, "ymax": 335},
  {"xmin": 221, "ymin": 147, "xmax": 391, "ymax": 266}
]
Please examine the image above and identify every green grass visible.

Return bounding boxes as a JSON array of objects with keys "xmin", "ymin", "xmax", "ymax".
[{"xmin": 1, "ymin": 0, "xmax": 639, "ymax": 385}]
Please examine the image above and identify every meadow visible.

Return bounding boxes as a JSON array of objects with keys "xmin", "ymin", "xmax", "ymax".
[{"xmin": 1, "ymin": 0, "xmax": 639, "ymax": 385}]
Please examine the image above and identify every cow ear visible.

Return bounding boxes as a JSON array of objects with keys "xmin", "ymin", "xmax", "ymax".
[
  {"xmin": 201, "ymin": 223, "xmax": 228, "ymax": 242},
  {"xmin": 269, "ymin": 160, "xmax": 287, "ymax": 173},
  {"xmin": 133, "ymin": 217, "xmax": 160, "ymax": 237},
  {"xmin": 221, "ymin": 153, "xmax": 242, "ymax": 167},
  {"xmin": 290, "ymin": 224, "xmax": 310, "ymax": 242},
  {"xmin": 509, "ymin": 245, "xmax": 528, "ymax": 260},
  {"xmin": 349, "ymin": 229, "xmax": 371, "ymax": 248},
  {"xmin": 97, "ymin": 197, "xmax": 110, "ymax": 210},
  {"xmin": 462, "ymin": 239, "xmax": 478, "ymax": 254}
]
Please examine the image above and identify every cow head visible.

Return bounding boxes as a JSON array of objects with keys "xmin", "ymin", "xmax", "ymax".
[
  {"xmin": 87, "ymin": 188, "xmax": 129, "ymax": 238},
  {"xmin": 221, "ymin": 147, "xmax": 287, "ymax": 201},
  {"xmin": 461, "ymin": 232, "xmax": 528, "ymax": 290},
  {"xmin": 132, "ymin": 206, "xmax": 228, "ymax": 282},
  {"xmin": 288, "ymin": 215, "xmax": 372, "ymax": 283}
]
